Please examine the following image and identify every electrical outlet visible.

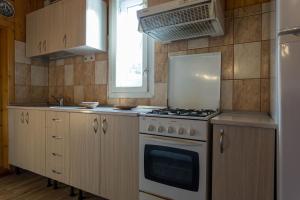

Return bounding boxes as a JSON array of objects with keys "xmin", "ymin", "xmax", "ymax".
[{"xmin": 83, "ymin": 54, "xmax": 95, "ymax": 62}]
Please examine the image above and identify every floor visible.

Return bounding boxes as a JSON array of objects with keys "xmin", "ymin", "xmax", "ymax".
[{"xmin": 0, "ymin": 172, "xmax": 104, "ymax": 200}]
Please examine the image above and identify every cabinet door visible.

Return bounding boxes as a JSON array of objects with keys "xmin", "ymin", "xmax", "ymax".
[
  {"xmin": 70, "ymin": 113, "xmax": 101, "ymax": 196},
  {"xmin": 212, "ymin": 125, "xmax": 275, "ymax": 200},
  {"xmin": 27, "ymin": 110, "xmax": 46, "ymax": 176},
  {"xmin": 26, "ymin": 11, "xmax": 42, "ymax": 57},
  {"xmin": 47, "ymin": 1, "xmax": 65, "ymax": 53},
  {"xmin": 46, "ymin": 111, "xmax": 70, "ymax": 184},
  {"xmin": 14, "ymin": 110, "xmax": 28, "ymax": 169},
  {"xmin": 63, "ymin": 0, "xmax": 86, "ymax": 49},
  {"xmin": 8, "ymin": 109, "xmax": 25, "ymax": 167},
  {"xmin": 100, "ymin": 115, "xmax": 139, "ymax": 200}
]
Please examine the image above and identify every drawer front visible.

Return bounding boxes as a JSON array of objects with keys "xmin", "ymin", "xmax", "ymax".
[
  {"xmin": 46, "ymin": 153, "xmax": 67, "ymax": 183},
  {"xmin": 47, "ymin": 134, "xmax": 64, "ymax": 156}
]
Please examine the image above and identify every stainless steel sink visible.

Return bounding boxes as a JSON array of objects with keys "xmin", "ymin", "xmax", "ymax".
[{"xmin": 49, "ymin": 106, "xmax": 85, "ymax": 110}]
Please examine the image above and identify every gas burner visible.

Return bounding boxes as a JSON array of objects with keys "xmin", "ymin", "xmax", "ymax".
[{"xmin": 146, "ymin": 108, "xmax": 217, "ymax": 119}]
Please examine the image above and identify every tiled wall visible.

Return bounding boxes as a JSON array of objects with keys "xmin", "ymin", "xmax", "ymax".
[
  {"xmin": 14, "ymin": 41, "xmax": 49, "ymax": 104},
  {"xmin": 14, "ymin": 0, "xmax": 275, "ymax": 113}
]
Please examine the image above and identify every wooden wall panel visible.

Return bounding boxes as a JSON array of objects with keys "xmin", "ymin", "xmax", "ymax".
[{"xmin": 225, "ymin": 0, "xmax": 270, "ymax": 10}]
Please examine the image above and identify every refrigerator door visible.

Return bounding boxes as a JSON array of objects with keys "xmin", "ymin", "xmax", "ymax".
[
  {"xmin": 279, "ymin": 0, "xmax": 300, "ymax": 33},
  {"xmin": 279, "ymin": 35, "xmax": 300, "ymax": 200}
]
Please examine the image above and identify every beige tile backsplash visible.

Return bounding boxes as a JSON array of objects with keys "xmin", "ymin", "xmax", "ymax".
[{"xmin": 13, "ymin": 1, "xmax": 273, "ymax": 113}]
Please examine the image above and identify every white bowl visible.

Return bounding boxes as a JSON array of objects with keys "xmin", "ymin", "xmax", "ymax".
[{"xmin": 80, "ymin": 102, "xmax": 99, "ymax": 109}]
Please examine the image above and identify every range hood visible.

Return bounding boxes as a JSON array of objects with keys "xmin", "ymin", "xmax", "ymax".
[{"xmin": 137, "ymin": 0, "xmax": 224, "ymax": 42}]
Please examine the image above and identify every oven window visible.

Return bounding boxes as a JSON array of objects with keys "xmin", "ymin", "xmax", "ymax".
[{"xmin": 144, "ymin": 145, "xmax": 199, "ymax": 191}]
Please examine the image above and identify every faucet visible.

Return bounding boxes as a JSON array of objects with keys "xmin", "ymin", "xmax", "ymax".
[{"xmin": 51, "ymin": 96, "xmax": 64, "ymax": 106}]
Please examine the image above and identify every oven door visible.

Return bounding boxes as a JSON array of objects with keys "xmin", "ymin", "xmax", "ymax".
[{"xmin": 139, "ymin": 134, "xmax": 207, "ymax": 200}]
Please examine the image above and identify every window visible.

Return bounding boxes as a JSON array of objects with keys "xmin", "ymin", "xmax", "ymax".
[{"xmin": 109, "ymin": 0, "xmax": 154, "ymax": 98}]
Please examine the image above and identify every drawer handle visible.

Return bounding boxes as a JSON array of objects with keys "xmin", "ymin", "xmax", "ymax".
[
  {"xmin": 52, "ymin": 170, "xmax": 62, "ymax": 175},
  {"xmin": 52, "ymin": 153, "xmax": 62, "ymax": 157},
  {"xmin": 220, "ymin": 129, "xmax": 224, "ymax": 154},
  {"xmin": 52, "ymin": 135, "xmax": 63, "ymax": 140},
  {"xmin": 52, "ymin": 118, "xmax": 62, "ymax": 122}
]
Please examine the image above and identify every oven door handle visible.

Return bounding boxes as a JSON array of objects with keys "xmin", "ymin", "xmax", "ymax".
[{"xmin": 144, "ymin": 135, "xmax": 203, "ymax": 147}]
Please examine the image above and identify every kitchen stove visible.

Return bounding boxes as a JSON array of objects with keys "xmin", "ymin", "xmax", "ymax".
[{"xmin": 145, "ymin": 108, "xmax": 218, "ymax": 120}]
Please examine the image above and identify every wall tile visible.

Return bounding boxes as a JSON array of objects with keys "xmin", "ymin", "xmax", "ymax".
[
  {"xmin": 82, "ymin": 61, "xmax": 95, "ymax": 85},
  {"xmin": 221, "ymin": 80, "xmax": 233, "ymax": 110},
  {"xmin": 150, "ymin": 83, "xmax": 167, "ymax": 106},
  {"xmin": 15, "ymin": 41, "xmax": 31, "ymax": 64},
  {"xmin": 261, "ymin": 79, "xmax": 270, "ymax": 112},
  {"xmin": 74, "ymin": 85, "xmax": 84, "ymax": 104},
  {"xmin": 95, "ymin": 84, "xmax": 107, "ymax": 104},
  {"xmin": 234, "ymin": 42, "xmax": 261, "ymax": 79},
  {"xmin": 64, "ymin": 57, "xmax": 74, "ymax": 65},
  {"xmin": 73, "ymin": 56, "xmax": 83, "ymax": 64},
  {"xmin": 64, "ymin": 64, "xmax": 74, "ymax": 86},
  {"xmin": 31, "ymin": 65, "xmax": 48, "ymax": 86},
  {"xmin": 31, "ymin": 86, "xmax": 48, "ymax": 103},
  {"xmin": 187, "ymin": 48, "xmax": 209, "ymax": 55},
  {"xmin": 15, "ymin": 86, "xmax": 30, "ymax": 104},
  {"xmin": 209, "ymin": 17, "xmax": 234, "ymax": 47},
  {"xmin": 49, "ymin": 65, "xmax": 56, "ymax": 86},
  {"xmin": 55, "ymin": 65, "xmax": 64, "ymax": 86},
  {"xmin": 95, "ymin": 53, "xmax": 108, "ymax": 61},
  {"xmin": 15, "ymin": 63, "xmax": 30, "ymax": 86},
  {"xmin": 74, "ymin": 63, "xmax": 83, "ymax": 85},
  {"xmin": 84, "ymin": 85, "xmax": 96, "ymax": 101},
  {"xmin": 56, "ymin": 59, "xmax": 64, "ymax": 66},
  {"xmin": 261, "ymin": 40, "xmax": 270, "ymax": 78},
  {"xmin": 233, "ymin": 79, "xmax": 260, "ymax": 111},
  {"xmin": 95, "ymin": 61, "xmax": 108, "ymax": 84},
  {"xmin": 262, "ymin": 12, "xmax": 271, "ymax": 40},
  {"xmin": 209, "ymin": 45, "xmax": 234, "ymax": 80},
  {"xmin": 155, "ymin": 52, "xmax": 168, "ymax": 83},
  {"xmin": 188, "ymin": 38, "xmax": 209, "ymax": 50},
  {"xmin": 168, "ymin": 40, "xmax": 188, "ymax": 53},
  {"xmin": 234, "ymin": 4, "xmax": 261, "ymax": 17},
  {"xmin": 63, "ymin": 86, "xmax": 74, "ymax": 105},
  {"xmin": 234, "ymin": 14, "xmax": 262, "ymax": 44},
  {"xmin": 155, "ymin": 43, "xmax": 168, "ymax": 53},
  {"xmin": 262, "ymin": 1, "xmax": 275, "ymax": 13}
]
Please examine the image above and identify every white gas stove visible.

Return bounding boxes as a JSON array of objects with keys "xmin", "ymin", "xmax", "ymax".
[{"xmin": 139, "ymin": 53, "xmax": 221, "ymax": 200}]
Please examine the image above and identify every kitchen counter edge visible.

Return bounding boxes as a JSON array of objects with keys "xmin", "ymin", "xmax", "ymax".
[
  {"xmin": 7, "ymin": 105, "xmax": 152, "ymax": 117},
  {"xmin": 211, "ymin": 112, "xmax": 277, "ymax": 129}
]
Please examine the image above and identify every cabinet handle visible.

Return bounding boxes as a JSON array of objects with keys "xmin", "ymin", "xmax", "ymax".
[
  {"xmin": 52, "ymin": 135, "xmax": 63, "ymax": 140},
  {"xmin": 52, "ymin": 118, "xmax": 62, "ymax": 122},
  {"xmin": 43, "ymin": 40, "xmax": 47, "ymax": 52},
  {"xmin": 63, "ymin": 34, "xmax": 67, "ymax": 48},
  {"xmin": 102, "ymin": 118, "xmax": 107, "ymax": 134},
  {"xmin": 220, "ymin": 129, "xmax": 224, "ymax": 154},
  {"xmin": 93, "ymin": 118, "xmax": 99, "ymax": 134},
  {"xmin": 25, "ymin": 112, "xmax": 29, "ymax": 125},
  {"xmin": 52, "ymin": 153, "xmax": 62, "ymax": 157},
  {"xmin": 21, "ymin": 112, "xmax": 25, "ymax": 124},
  {"xmin": 38, "ymin": 41, "xmax": 42, "ymax": 53},
  {"xmin": 52, "ymin": 170, "xmax": 62, "ymax": 175}
]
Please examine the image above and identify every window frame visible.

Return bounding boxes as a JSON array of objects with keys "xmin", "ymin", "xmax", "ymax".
[{"xmin": 108, "ymin": 0, "xmax": 154, "ymax": 98}]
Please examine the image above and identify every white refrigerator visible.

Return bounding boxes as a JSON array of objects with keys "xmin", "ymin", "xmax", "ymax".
[{"xmin": 278, "ymin": 0, "xmax": 300, "ymax": 200}]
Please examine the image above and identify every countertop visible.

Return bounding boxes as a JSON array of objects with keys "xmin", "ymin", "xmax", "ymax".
[
  {"xmin": 7, "ymin": 105, "xmax": 155, "ymax": 117},
  {"xmin": 211, "ymin": 112, "xmax": 277, "ymax": 129}
]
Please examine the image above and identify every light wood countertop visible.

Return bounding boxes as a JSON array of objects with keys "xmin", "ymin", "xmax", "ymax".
[{"xmin": 211, "ymin": 112, "xmax": 277, "ymax": 129}]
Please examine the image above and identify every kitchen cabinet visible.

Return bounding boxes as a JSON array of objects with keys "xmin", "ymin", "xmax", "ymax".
[
  {"xmin": 46, "ymin": 111, "xmax": 70, "ymax": 184},
  {"xmin": 212, "ymin": 124, "xmax": 275, "ymax": 200},
  {"xmin": 26, "ymin": 0, "xmax": 107, "ymax": 58},
  {"xmin": 69, "ymin": 113, "xmax": 101, "ymax": 196},
  {"xmin": 8, "ymin": 109, "xmax": 46, "ymax": 176},
  {"xmin": 100, "ymin": 115, "xmax": 139, "ymax": 200}
]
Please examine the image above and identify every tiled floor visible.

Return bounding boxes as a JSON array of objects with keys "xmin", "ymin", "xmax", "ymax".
[{"xmin": 0, "ymin": 172, "xmax": 104, "ymax": 200}]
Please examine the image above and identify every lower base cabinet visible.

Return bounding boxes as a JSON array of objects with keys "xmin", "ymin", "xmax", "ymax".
[
  {"xmin": 9, "ymin": 109, "xmax": 46, "ymax": 176},
  {"xmin": 212, "ymin": 125, "xmax": 275, "ymax": 200},
  {"xmin": 70, "ymin": 113, "xmax": 139, "ymax": 200}
]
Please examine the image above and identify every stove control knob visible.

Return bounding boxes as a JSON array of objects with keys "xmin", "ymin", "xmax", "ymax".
[
  {"xmin": 168, "ymin": 126, "xmax": 175, "ymax": 134},
  {"xmin": 158, "ymin": 126, "xmax": 165, "ymax": 133},
  {"xmin": 148, "ymin": 125, "xmax": 156, "ymax": 132},
  {"xmin": 189, "ymin": 129, "xmax": 196, "ymax": 136},
  {"xmin": 178, "ymin": 128, "xmax": 186, "ymax": 135}
]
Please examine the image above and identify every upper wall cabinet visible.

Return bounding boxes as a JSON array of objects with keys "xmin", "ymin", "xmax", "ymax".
[{"xmin": 26, "ymin": 0, "xmax": 107, "ymax": 58}]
